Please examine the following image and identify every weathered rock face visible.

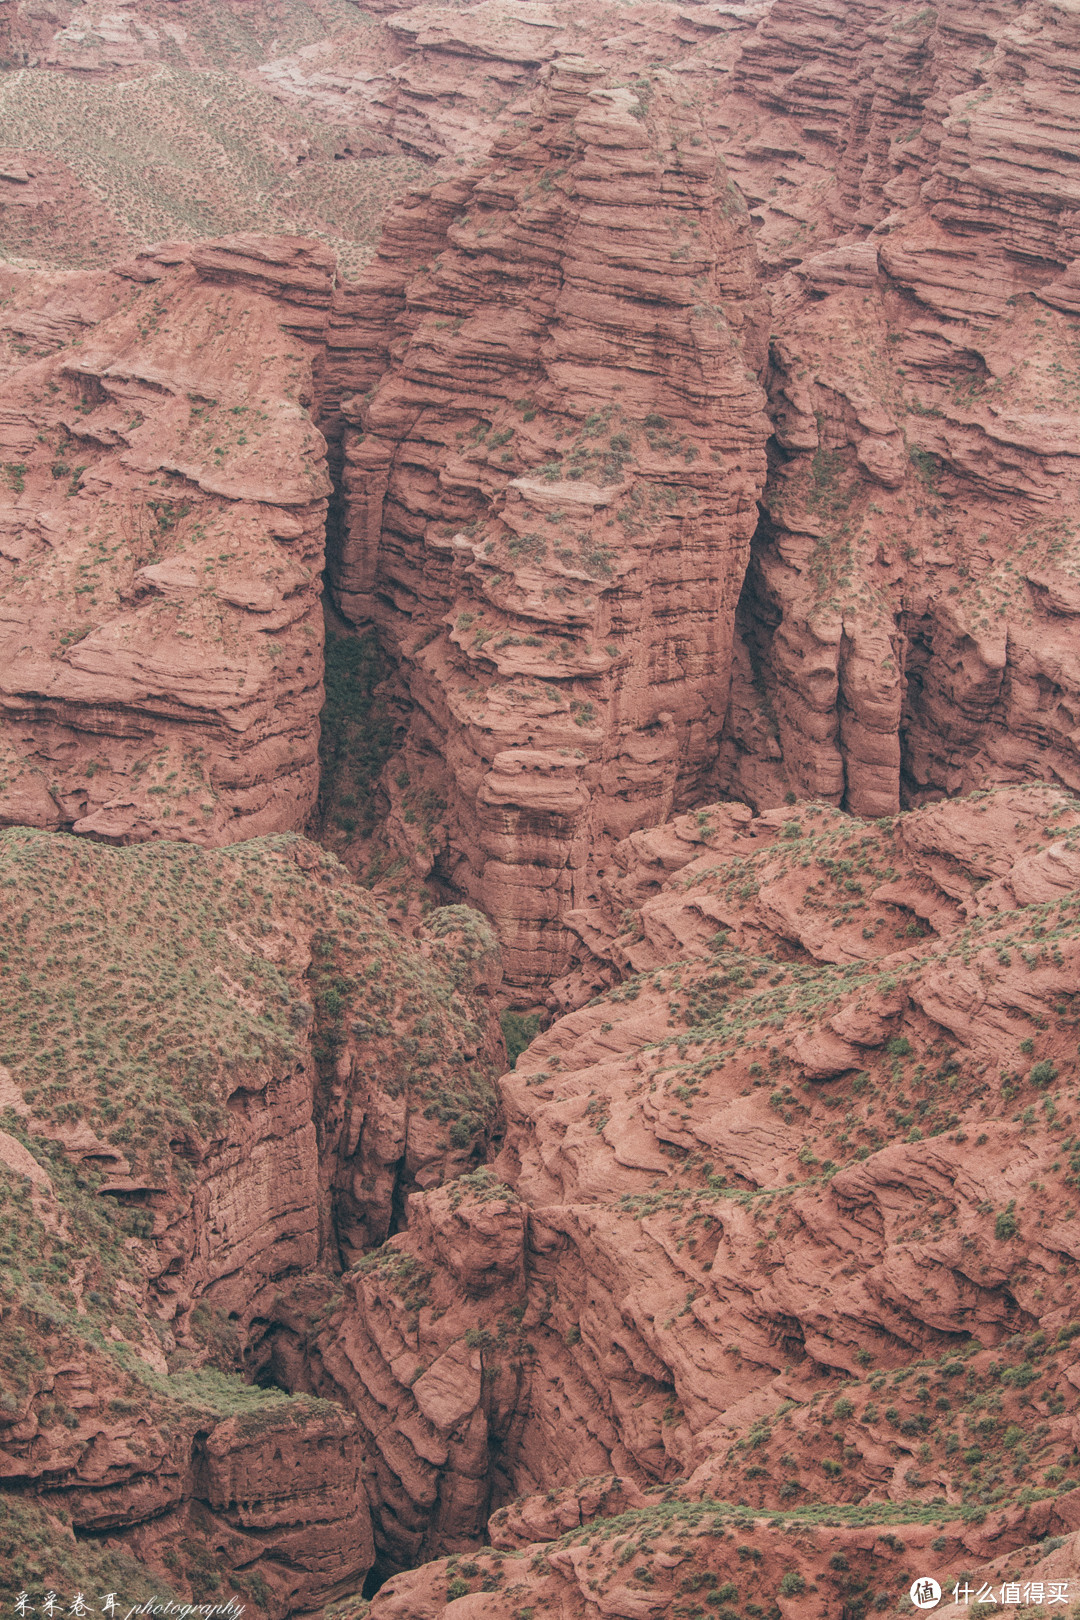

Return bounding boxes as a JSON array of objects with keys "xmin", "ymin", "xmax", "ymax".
[
  {"xmin": 329, "ymin": 62, "xmax": 770, "ymax": 988},
  {"xmin": 0, "ymin": 828, "xmax": 502, "ymax": 1612},
  {"xmin": 340, "ymin": 782, "xmax": 1080, "ymax": 1617},
  {"xmin": 367, "ymin": 1511, "xmax": 1080, "ymax": 1620},
  {"xmin": 0, "ymin": 235, "xmax": 334, "ymax": 844},
  {"xmin": 10, "ymin": 4, "xmax": 1080, "ymax": 1613},
  {"xmin": 713, "ymin": 0, "xmax": 1080, "ymax": 817},
  {"xmin": 258, "ymin": 0, "xmax": 570, "ymax": 165},
  {"xmin": 263, "ymin": 1169, "xmax": 529, "ymax": 1580}
]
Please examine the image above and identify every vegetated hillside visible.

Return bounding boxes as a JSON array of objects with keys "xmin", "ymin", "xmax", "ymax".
[
  {"xmin": 269, "ymin": 781, "xmax": 1080, "ymax": 1619},
  {"xmin": 0, "ymin": 826, "xmax": 503, "ymax": 1614},
  {"xmin": 0, "ymin": 66, "xmax": 425, "ymax": 274},
  {"xmin": 0, "ymin": 0, "xmax": 424, "ymax": 273},
  {"xmin": 0, "ymin": 0, "xmax": 366, "ymax": 72}
]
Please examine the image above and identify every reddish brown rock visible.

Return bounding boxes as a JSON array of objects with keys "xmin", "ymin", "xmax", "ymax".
[
  {"xmin": 9, "ymin": 3, "xmax": 1080, "ymax": 1612},
  {"xmin": 0, "ymin": 829, "xmax": 504, "ymax": 1608},
  {"xmin": 714, "ymin": 0, "xmax": 1080, "ymax": 815},
  {"xmin": 366, "ymin": 1506, "xmax": 1080, "ymax": 1620},
  {"xmin": 263, "ymin": 1169, "xmax": 528, "ymax": 1579},
  {"xmin": 334, "ymin": 784, "xmax": 1080, "ymax": 1616},
  {"xmin": 0, "ymin": 236, "xmax": 334, "ymax": 845},
  {"xmin": 329, "ymin": 61, "xmax": 770, "ymax": 988}
]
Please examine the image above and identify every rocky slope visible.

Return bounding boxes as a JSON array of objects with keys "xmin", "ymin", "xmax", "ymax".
[
  {"xmin": 0, "ymin": 0, "xmax": 424, "ymax": 272},
  {"xmin": 7, "ymin": 783, "xmax": 1080, "ymax": 1617},
  {"xmin": 0, "ymin": 826, "xmax": 502, "ymax": 1613},
  {"xmin": 0, "ymin": 235, "xmax": 337, "ymax": 843},
  {"xmin": 8, "ymin": 0, "xmax": 1080, "ymax": 861},
  {"xmin": 309, "ymin": 780, "xmax": 1080, "ymax": 1616},
  {"xmin": 5, "ymin": 0, "xmax": 1080, "ymax": 1615}
]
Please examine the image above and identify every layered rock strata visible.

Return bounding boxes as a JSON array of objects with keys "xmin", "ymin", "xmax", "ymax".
[
  {"xmin": 320, "ymin": 781, "xmax": 1080, "ymax": 1616},
  {"xmin": 265, "ymin": 1170, "xmax": 529, "ymax": 1579},
  {"xmin": 0, "ymin": 828, "xmax": 502, "ymax": 1610},
  {"xmin": 714, "ymin": 0, "xmax": 1080, "ymax": 815},
  {"xmin": 0, "ymin": 235, "xmax": 334, "ymax": 844},
  {"xmin": 330, "ymin": 62, "xmax": 770, "ymax": 987}
]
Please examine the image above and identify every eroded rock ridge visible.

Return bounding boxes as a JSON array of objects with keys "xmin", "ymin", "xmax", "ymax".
[{"xmin": 328, "ymin": 61, "xmax": 770, "ymax": 987}]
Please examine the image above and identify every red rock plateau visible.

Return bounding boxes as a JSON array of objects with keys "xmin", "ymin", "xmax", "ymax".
[{"xmin": 3, "ymin": 0, "xmax": 1080, "ymax": 1618}]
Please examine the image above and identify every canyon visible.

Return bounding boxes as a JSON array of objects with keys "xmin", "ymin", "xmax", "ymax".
[{"xmin": 2, "ymin": 1, "xmax": 1080, "ymax": 1618}]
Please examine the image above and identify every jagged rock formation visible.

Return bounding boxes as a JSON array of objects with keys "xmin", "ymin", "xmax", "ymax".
[
  {"xmin": 0, "ymin": 236, "xmax": 334, "ymax": 843},
  {"xmin": 13, "ymin": 0, "xmax": 1080, "ymax": 925},
  {"xmin": 311, "ymin": 0, "xmax": 1080, "ymax": 928},
  {"xmin": 0, "ymin": 828, "xmax": 502, "ymax": 1611},
  {"xmin": 713, "ymin": 0, "xmax": 1080, "ymax": 818},
  {"xmin": 329, "ymin": 61, "xmax": 770, "ymax": 987},
  {"xmin": 7, "ymin": 783, "xmax": 1080, "ymax": 1616},
  {"xmin": 10, "ymin": 0, "xmax": 1080, "ymax": 855},
  {"xmin": 314, "ymin": 781, "xmax": 1080, "ymax": 1615},
  {"xmin": 263, "ymin": 1169, "xmax": 529, "ymax": 1579},
  {"xmin": 8, "ymin": 3, "xmax": 1080, "ymax": 1615}
]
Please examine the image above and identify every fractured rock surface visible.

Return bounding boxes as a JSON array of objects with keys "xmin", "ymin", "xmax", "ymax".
[
  {"xmin": 344, "ymin": 782, "xmax": 1080, "ymax": 1616},
  {"xmin": 330, "ymin": 61, "xmax": 770, "ymax": 988},
  {"xmin": 6, "ymin": 2, "xmax": 1080, "ymax": 1615},
  {"xmin": 713, "ymin": 0, "xmax": 1080, "ymax": 817},
  {"xmin": 0, "ymin": 236, "xmax": 333, "ymax": 844},
  {"xmin": 0, "ymin": 828, "xmax": 502, "ymax": 1611}
]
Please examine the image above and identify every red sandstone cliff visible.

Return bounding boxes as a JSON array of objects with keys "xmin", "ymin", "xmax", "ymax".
[
  {"xmin": 4, "ymin": 2, "xmax": 1080, "ymax": 1613},
  {"xmin": 712, "ymin": 0, "xmax": 1080, "ymax": 818},
  {"xmin": 310, "ymin": 0, "xmax": 1080, "ymax": 977},
  {"xmin": 327, "ymin": 60, "xmax": 770, "ymax": 989},
  {"xmin": 0, "ymin": 829, "xmax": 503, "ymax": 1611},
  {"xmin": 0, "ymin": 236, "xmax": 334, "ymax": 844}
]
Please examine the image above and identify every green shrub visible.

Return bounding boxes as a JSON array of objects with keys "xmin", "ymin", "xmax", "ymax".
[{"xmin": 501, "ymin": 1010, "xmax": 544, "ymax": 1067}]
